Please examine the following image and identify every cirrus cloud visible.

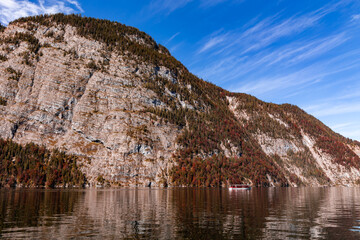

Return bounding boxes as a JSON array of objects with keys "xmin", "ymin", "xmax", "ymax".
[{"xmin": 0, "ymin": 0, "xmax": 83, "ymax": 25}]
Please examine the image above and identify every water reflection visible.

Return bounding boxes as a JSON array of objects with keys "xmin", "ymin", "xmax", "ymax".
[{"xmin": 0, "ymin": 187, "xmax": 360, "ymax": 239}]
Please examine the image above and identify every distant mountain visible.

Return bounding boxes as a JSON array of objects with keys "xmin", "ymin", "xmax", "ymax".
[{"xmin": 0, "ymin": 14, "xmax": 359, "ymax": 187}]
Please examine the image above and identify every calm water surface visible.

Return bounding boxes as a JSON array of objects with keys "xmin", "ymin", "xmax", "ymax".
[{"xmin": 1, "ymin": 187, "xmax": 360, "ymax": 239}]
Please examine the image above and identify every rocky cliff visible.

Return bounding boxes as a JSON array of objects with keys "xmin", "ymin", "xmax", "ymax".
[{"xmin": 0, "ymin": 14, "xmax": 359, "ymax": 187}]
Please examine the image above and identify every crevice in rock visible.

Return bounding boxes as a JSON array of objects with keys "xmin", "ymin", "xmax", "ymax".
[{"xmin": 11, "ymin": 122, "xmax": 19, "ymax": 138}]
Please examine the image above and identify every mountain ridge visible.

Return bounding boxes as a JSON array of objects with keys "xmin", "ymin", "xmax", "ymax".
[{"xmin": 0, "ymin": 14, "xmax": 359, "ymax": 187}]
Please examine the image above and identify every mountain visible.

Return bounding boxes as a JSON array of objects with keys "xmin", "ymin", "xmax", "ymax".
[{"xmin": 0, "ymin": 14, "xmax": 359, "ymax": 187}]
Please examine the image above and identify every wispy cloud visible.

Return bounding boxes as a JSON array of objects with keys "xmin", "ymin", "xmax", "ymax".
[
  {"xmin": 0, "ymin": 0, "xmax": 83, "ymax": 25},
  {"xmin": 169, "ymin": 42, "xmax": 184, "ymax": 53},
  {"xmin": 352, "ymin": 14, "xmax": 360, "ymax": 21},
  {"xmin": 302, "ymin": 96, "xmax": 360, "ymax": 141},
  {"xmin": 143, "ymin": 0, "xmax": 193, "ymax": 17},
  {"xmin": 337, "ymin": 129, "xmax": 360, "ymax": 141},
  {"xmin": 286, "ymin": 34, "xmax": 348, "ymax": 63},
  {"xmin": 193, "ymin": 1, "xmax": 357, "ymax": 98},
  {"xmin": 305, "ymin": 102, "xmax": 360, "ymax": 117},
  {"xmin": 336, "ymin": 88, "xmax": 360, "ymax": 100},
  {"xmin": 242, "ymin": 15, "xmax": 320, "ymax": 54},
  {"xmin": 164, "ymin": 32, "xmax": 180, "ymax": 45},
  {"xmin": 302, "ymin": 82, "xmax": 360, "ymax": 140},
  {"xmin": 197, "ymin": 1, "xmax": 344, "ymax": 57},
  {"xmin": 196, "ymin": 31, "xmax": 351, "ymax": 90},
  {"xmin": 330, "ymin": 122, "xmax": 355, "ymax": 130},
  {"xmin": 65, "ymin": 0, "xmax": 82, "ymax": 12},
  {"xmin": 235, "ymin": 52, "xmax": 360, "ymax": 97},
  {"xmin": 330, "ymin": 121, "xmax": 360, "ymax": 141},
  {"xmin": 188, "ymin": 0, "xmax": 359, "ymax": 140},
  {"xmin": 199, "ymin": 0, "xmax": 245, "ymax": 8},
  {"xmin": 198, "ymin": 31, "xmax": 229, "ymax": 53}
]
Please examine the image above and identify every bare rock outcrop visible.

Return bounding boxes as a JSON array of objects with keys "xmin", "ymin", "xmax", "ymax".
[
  {"xmin": 1, "ymin": 15, "xmax": 360, "ymax": 187},
  {"xmin": 0, "ymin": 22, "xmax": 180, "ymax": 186}
]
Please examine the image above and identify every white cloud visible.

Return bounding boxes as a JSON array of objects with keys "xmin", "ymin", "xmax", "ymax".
[
  {"xmin": 302, "ymin": 98, "xmax": 360, "ymax": 141},
  {"xmin": 235, "ymin": 54, "xmax": 360, "ymax": 97},
  {"xmin": 144, "ymin": 0, "xmax": 235, "ymax": 14},
  {"xmin": 197, "ymin": 1, "xmax": 341, "ymax": 57},
  {"xmin": 164, "ymin": 32, "xmax": 180, "ymax": 45},
  {"xmin": 193, "ymin": 0, "xmax": 359, "ymax": 99},
  {"xmin": 144, "ymin": 0, "xmax": 193, "ymax": 17},
  {"xmin": 352, "ymin": 14, "xmax": 360, "ymax": 21},
  {"xmin": 196, "ymin": 31, "xmax": 351, "ymax": 90},
  {"xmin": 336, "ymin": 128, "xmax": 360, "ymax": 141},
  {"xmin": 198, "ymin": 33, "xmax": 228, "ymax": 53},
  {"xmin": 330, "ymin": 122, "xmax": 355, "ymax": 131},
  {"xmin": 199, "ymin": 0, "xmax": 245, "ymax": 8},
  {"xmin": 0, "ymin": 0, "xmax": 83, "ymax": 25},
  {"xmin": 65, "ymin": 0, "xmax": 82, "ymax": 12},
  {"xmin": 191, "ymin": 0, "xmax": 360, "ymax": 141},
  {"xmin": 329, "ymin": 121, "xmax": 360, "ymax": 141},
  {"xmin": 287, "ymin": 34, "xmax": 348, "ymax": 63},
  {"xmin": 306, "ymin": 103, "xmax": 360, "ymax": 117},
  {"xmin": 169, "ymin": 42, "xmax": 183, "ymax": 53}
]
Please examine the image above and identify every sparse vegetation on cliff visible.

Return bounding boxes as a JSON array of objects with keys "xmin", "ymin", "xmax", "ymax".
[
  {"xmin": 0, "ymin": 14, "xmax": 359, "ymax": 187},
  {"xmin": 0, "ymin": 138, "xmax": 86, "ymax": 188},
  {"xmin": 0, "ymin": 97, "xmax": 6, "ymax": 106},
  {"xmin": 0, "ymin": 54, "xmax": 7, "ymax": 62},
  {"xmin": 6, "ymin": 67, "xmax": 22, "ymax": 81}
]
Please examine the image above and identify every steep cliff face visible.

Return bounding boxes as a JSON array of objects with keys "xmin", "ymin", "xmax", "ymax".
[
  {"xmin": 0, "ymin": 17, "xmax": 180, "ymax": 186},
  {"xmin": 227, "ymin": 95, "xmax": 360, "ymax": 186},
  {"xmin": 0, "ymin": 14, "xmax": 359, "ymax": 187}
]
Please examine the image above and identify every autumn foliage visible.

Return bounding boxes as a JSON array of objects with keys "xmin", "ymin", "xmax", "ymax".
[
  {"xmin": 0, "ymin": 139, "xmax": 86, "ymax": 188},
  {"xmin": 4, "ymin": 14, "xmax": 360, "ymax": 187}
]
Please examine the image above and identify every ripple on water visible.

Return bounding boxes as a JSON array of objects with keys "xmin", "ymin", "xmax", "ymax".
[
  {"xmin": 2, "ymin": 187, "xmax": 360, "ymax": 239},
  {"xmin": 350, "ymin": 223, "xmax": 360, "ymax": 232}
]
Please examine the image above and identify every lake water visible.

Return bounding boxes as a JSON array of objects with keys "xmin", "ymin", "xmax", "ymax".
[{"xmin": 1, "ymin": 187, "xmax": 360, "ymax": 239}]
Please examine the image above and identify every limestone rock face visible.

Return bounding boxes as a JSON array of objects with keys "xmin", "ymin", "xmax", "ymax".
[
  {"xmin": 0, "ymin": 22, "xmax": 180, "ymax": 186},
  {"xmin": 1, "ymin": 16, "xmax": 360, "ymax": 187},
  {"xmin": 227, "ymin": 96, "xmax": 360, "ymax": 186}
]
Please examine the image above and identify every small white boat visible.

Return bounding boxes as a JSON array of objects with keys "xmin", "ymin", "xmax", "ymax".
[{"xmin": 229, "ymin": 184, "xmax": 251, "ymax": 190}]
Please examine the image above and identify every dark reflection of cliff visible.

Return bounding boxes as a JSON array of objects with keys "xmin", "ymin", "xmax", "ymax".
[
  {"xmin": 170, "ymin": 188, "xmax": 270, "ymax": 239},
  {"xmin": 1, "ymin": 188, "xmax": 360, "ymax": 239},
  {"xmin": 0, "ymin": 190, "xmax": 82, "ymax": 236},
  {"xmin": 257, "ymin": 187, "xmax": 360, "ymax": 239}
]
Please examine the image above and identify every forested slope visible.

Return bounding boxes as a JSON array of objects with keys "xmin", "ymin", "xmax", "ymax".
[{"xmin": 0, "ymin": 14, "xmax": 359, "ymax": 187}]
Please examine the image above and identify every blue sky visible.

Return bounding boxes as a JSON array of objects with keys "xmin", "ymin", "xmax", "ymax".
[{"xmin": 1, "ymin": 0, "xmax": 360, "ymax": 141}]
